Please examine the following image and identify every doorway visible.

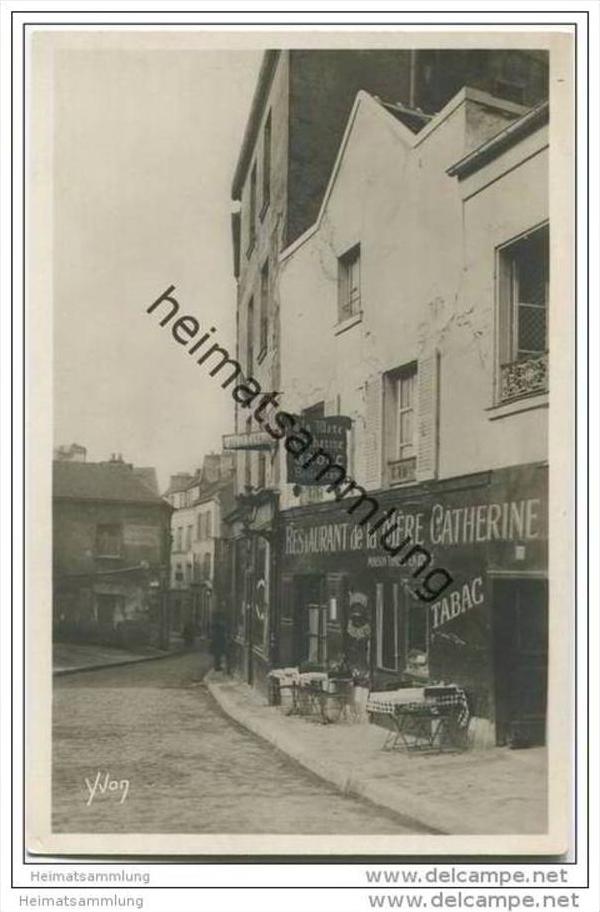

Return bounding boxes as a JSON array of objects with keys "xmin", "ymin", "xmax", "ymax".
[
  {"xmin": 492, "ymin": 577, "xmax": 548, "ymax": 746},
  {"xmin": 293, "ymin": 576, "xmax": 327, "ymax": 667}
]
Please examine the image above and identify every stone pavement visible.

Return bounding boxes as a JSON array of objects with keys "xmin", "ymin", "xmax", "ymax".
[
  {"xmin": 52, "ymin": 651, "xmax": 429, "ymax": 834},
  {"xmin": 206, "ymin": 672, "xmax": 548, "ymax": 837},
  {"xmin": 53, "ymin": 638, "xmax": 185, "ymax": 675}
]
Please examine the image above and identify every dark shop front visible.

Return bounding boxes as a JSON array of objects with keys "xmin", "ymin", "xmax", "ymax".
[{"xmin": 277, "ymin": 462, "xmax": 548, "ymax": 748}]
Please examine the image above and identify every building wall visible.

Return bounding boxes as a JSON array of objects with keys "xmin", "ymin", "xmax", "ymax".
[
  {"xmin": 53, "ymin": 499, "xmax": 169, "ymax": 576},
  {"xmin": 235, "ymin": 51, "xmax": 289, "ymax": 496},
  {"xmin": 53, "ymin": 498, "xmax": 170, "ymax": 645},
  {"xmin": 286, "ymin": 50, "xmax": 412, "ymax": 246},
  {"xmin": 444, "ymin": 128, "xmax": 548, "ymax": 478}
]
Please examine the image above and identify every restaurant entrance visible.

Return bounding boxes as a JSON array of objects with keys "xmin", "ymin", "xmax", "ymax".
[
  {"xmin": 293, "ymin": 575, "xmax": 327, "ymax": 666},
  {"xmin": 492, "ymin": 577, "xmax": 548, "ymax": 747}
]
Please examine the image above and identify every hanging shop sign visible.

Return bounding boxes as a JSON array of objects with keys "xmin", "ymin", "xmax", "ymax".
[
  {"xmin": 286, "ymin": 415, "xmax": 352, "ymax": 487},
  {"xmin": 222, "ymin": 430, "xmax": 274, "ymax": 451}
]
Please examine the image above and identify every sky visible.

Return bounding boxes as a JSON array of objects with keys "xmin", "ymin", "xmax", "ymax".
[{"xmin": 53, "ymin": 46, "xmax": 262, "ymax": 490}]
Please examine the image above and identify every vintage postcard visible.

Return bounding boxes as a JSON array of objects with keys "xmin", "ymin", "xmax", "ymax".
[{"xmin": 22, "ymin": 25, "xmax": 576, "ymax": 859}]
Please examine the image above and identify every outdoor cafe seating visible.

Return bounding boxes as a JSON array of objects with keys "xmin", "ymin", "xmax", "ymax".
[
  {"xmin": 267, "ymin": 668, "xmax": 471, "ymax": 746},
  {"xmin": 366, "ymin": 684, "xmax": 471, "ymax": 752}
]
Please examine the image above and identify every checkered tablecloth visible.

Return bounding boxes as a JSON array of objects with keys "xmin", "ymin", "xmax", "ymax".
[
  {"xmin": 268, "ymin": 667, "xmax": 300, "ymax": 686},
  {"xmin": 367, "ymin": 687, "xmax": 470, "ymax": 728},
  {"xmin": 366, "ymin": 688, "xmax": 425, "ymax": 715}
]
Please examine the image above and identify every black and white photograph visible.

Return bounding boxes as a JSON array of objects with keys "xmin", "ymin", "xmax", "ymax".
[{"xmin": 13, "ymin": 21, "xmax": 582, "ymax": 866}]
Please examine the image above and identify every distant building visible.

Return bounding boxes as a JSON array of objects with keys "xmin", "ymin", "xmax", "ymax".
[
  {"xmin": 165, "ymin": 453, "xmax": 235, "ymax": 637},
  {"xmin": 53, "ymin": 442, "xmax": 87, "ymax": 462},
  {"xmin": 53, "ymin": 452, "xmax": 172, "ymax": 648}
]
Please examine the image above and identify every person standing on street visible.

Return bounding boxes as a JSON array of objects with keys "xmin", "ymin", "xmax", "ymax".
[{"xmin": 210, "ymin": 611, "xmax": 227, "ymax": 671}]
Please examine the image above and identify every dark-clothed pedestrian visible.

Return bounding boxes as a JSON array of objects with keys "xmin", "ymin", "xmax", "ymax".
[{"xmin": 210, "ymin": 612, "xmax": 227, "ymax": 671}]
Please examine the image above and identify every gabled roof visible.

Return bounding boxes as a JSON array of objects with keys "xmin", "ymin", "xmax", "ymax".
[
  {"xmin": 280, "ymin": 90, "xmax": 417, "ymax": 262},
  {"xmin": 53, "ymin": 460, "xmax": 167, "ymax": 506},
  {"xmin": 279, "ymin": 86, "xmax": 528, "ymax": 264}
]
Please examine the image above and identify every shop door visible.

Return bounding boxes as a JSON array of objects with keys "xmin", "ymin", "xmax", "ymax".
[
  {"xmin": 493, "ymin": 578, "xmax": 548, "ymax": 746},
  {"xmin": 244, "ymin": 565, "xmax": 254, "ymax": 685},
  {"xmin": 294, "ymin": 576, "xmax": 327, "ymax": 668}
]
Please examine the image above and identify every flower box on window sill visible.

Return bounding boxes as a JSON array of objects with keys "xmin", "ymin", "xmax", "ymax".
[
  {"xmin": 387, "ymin": 456, "xmax": 417, "ymax": 486},
  {"xmin": 499, "ymin": 353, "xmax": 548, "ymax": 404}
]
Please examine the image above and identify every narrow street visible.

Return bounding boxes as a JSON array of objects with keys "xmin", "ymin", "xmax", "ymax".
[{"xmin": 52, "ymin": 650, "xmax": 432, "ymax": 834}]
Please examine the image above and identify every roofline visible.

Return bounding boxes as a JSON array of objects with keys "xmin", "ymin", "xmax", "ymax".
[
  {"xmin": 279, "ymin": 90, "xmax": 417, "ymax": 263},
  {"xmin": 231, "ymin": 50, "xmax": 281, "ymax": 201},
  {"xmin": 278, "ymin": 85, "xmax": 531, "ymax": 265},
  {"xmin": 446, "ymin": 100, "xmax": 549, "ymax": 179},
  {"xmin": 54, "ymin": 494, "xmax": 173, "ymax": 510}
]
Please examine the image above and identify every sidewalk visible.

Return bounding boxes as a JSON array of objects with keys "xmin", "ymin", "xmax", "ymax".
[
  {"xmin": 53, "ymin": 637, "xmax": 186, "ymax": 675},
  {"xmin": 205, "ymin": 672, "xmax": 547, "ymax": 836}
]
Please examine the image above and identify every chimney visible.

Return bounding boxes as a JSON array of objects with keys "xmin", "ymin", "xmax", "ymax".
[
  {"xmin": 202, "ymin": 454, "xmax": 221, "ymax": 483},
  {"xmin": 53, "ymin": 443, "xmax": 87, "ymax": 462}
]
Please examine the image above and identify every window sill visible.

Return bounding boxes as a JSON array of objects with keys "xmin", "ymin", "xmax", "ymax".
[
  {"xmin": 388, "ymin": 478, "xmax": 419, "ymax": 489},
  {"xmin": 486, "ymin": 392, "xmax": 548, "ymax": 421},
  {"xmin": 334, "ymin": 311, "xmax": 363, "ymax": 336},
  {"xmin": 259, "ymin": 199, "xmax": 270, "ymax": 222}
]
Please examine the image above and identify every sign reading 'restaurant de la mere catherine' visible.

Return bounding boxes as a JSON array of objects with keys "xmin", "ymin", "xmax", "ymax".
[{"xmin": 282, "ymin": 465, "xmax": 548, "ymax": 569}]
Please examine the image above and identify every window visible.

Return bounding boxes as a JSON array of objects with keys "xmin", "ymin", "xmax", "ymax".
[
  {"xmin": 261, "ymin": 111, "xmax": 271, "ymax": 214},
  {"xmin": 259, "ymin": 259, "xmax": 269, "ymax": 357},
  {"xmin": 307, "ymin": 605, "xmax": 327, "ymax": 664},
  {"xmin": 375, "ymin": 581, "xmax": 428, "ymax": 676},
  {"xmin": 206, "ymin": 512, "xmax": 212, "ymax": 538},
  {"xmin": 247, "ymin": 162, "xmax": 257, "ymax": 254},
  {"xmin": 185, "ymin": 525, "xmax": 192, "ymax": 550},
  {"xmin": 196, "ymin": 512, "xmax": 203, "ymax": 540},
  {"xmin": 257, "ymin": 452, "xmax": 267, "ymax": 489},
  {"xmin": 246, "ymin": 296, "xmax": 254, "ymax": 376},
  {"xmin": 338, "ymin": 244, "xmax": 361, "ymax": 322},
  {"xmin": 376, "ymin": 582, "xmax": 399, "ymax": 671},
  {"xmin": 384, "ymin": 363, "xmax": 417, "ymax": 485},
  {"xmin": 175, "ymin": 526, "xmax": 182, "ymax": 551},
  {"xmin": 95, "ymin": 523, "xmax": 122, "ymax": 557},
  {"xmin": 203, "ymin": 552, "xmax": 211, "ymax": 580},
  {"xmin": 498, "ymin": 224, "xmax": 549, "ymax": 402}
]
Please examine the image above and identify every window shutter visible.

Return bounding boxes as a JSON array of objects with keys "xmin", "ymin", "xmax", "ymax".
[
  {"xmin": 417, "ymin": 352, "xmax": 439, "ymax": 482},
  {"xmin": 363, "ymin": 376, "xmax": 383, "ymax": 489}
]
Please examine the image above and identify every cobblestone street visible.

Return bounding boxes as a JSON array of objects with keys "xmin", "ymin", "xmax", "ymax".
[{"xmin": 52, "ymin": 650, "xmax": 431, "ymax": 834}]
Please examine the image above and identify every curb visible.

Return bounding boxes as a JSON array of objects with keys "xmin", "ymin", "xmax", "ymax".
[
  {"xmin": 53, "ymin": 647, "xmax": 187, "ymax": 677},
  {"xmin": 204, "ymin": 673, "xmax": 479, "ymax": 835}
]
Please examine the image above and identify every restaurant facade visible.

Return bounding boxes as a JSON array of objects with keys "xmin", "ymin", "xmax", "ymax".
[
  {"xmin": 224, "ymin": 63, "xmax": 551, "ymax": 751},
  {"xmin": 276, "ymin": 462, "xmax": 547, "ymax": 748}
]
